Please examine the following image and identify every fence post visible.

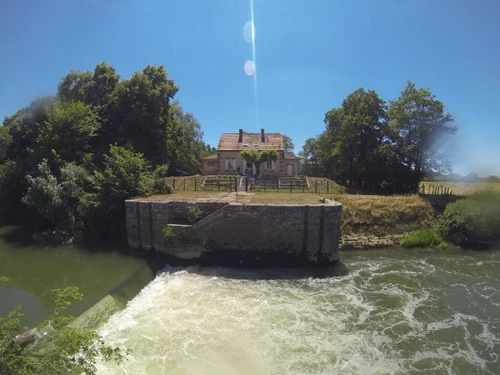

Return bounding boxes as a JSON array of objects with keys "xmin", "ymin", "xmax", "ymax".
[
  {"xmin": 194, "ymin": 179, "xmax": 197, "ymax": 191},
  {"xmin": 218, "ymin": 179, "xmax": 220, "ymax": 191},
  {"xmin": 303, "ymin": 181, "xmax": 305, "ymax": 193},
  {"xmin": 327, "ymin": 181, "xmax": 329, "ymax": 194},
  {"xmin": 235, "ymin": 177, "xmax": 237, "ymax": 192},
  {"xmin": 173, "ymin": 178, "xmax": 176, "ymax": 190},
  {"xmin": 264, "ymin": 177, "xmax": 267, "ymax": 192},
  {"xmin": 245, "ymin": 177, "xmax": 248, "ymax": 192},
  {"xmin": 315, "ymin": 180, "xmax": 318, "ymax": 193},
  {"xmin": 183, "ymin": 179, "xmax": 186, "ymax": 190}
]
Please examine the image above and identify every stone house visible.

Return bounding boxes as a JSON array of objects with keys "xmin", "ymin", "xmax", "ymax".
[{"xmin": 201, "ymin": 129, "xmax": 300, "ymax": 176}]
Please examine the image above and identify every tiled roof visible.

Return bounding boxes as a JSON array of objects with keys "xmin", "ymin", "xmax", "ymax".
[
  {"xmin": 284, "ymin": 152, "xmax": 300, "ymax": 160},
  {"xmin": 218, "ymin": 132, "xmax": 284, "ymax": 151},
  {"xmin": 201, "ymin": 153, "xmax": 218, "ymax": 160}
]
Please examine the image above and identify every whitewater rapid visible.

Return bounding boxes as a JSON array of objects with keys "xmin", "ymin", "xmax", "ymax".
[{"xmin": 96, "ymin": 250, "xmax": 500, "ymax": 374}]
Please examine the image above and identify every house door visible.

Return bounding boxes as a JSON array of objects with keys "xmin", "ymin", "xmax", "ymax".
[
  {"xmin": 287, "ymin": 164, "xmax": 293, "ymax": 176},
  {"xmin": 243, "ymin": 160, "xmax": 256, "ymax": 175}
]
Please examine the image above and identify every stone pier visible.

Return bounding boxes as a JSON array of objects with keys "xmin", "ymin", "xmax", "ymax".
[{"xmin": 125, "ymin": 200, "xmax": 342, "ymax": 267}]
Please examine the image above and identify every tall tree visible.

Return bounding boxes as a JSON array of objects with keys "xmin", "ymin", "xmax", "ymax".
[
  {"xmin": 325, "ymin": 88, "xmax": 387, "ymax": 184},
  {"xmin": 37, "ymin": 101, "xmax": 100, "ymax": 167},
  {"xmin": 0, "ymin": 126, "xmax": 12, "ymax": 162},
  {"xmin": 167, "ymin": 101, "xmax": 205, "ymax": 174},
  {"xmin": 112, "ymin": 65, "xmax": 178, "ymax": 166},
  {"xmin": 299, "ymin": 137, "xmax": 319, "ymax": 176},
  {"xmin": 57, "ymin": 70, "xmax": 93, "ymax": 103},
  {"xmin": 283, "ymin": 135, "xmax": 295, "ymax": 154},
  {"xmin": 388, "ymin": 81, "xmax": 456, "ymax": 183}
]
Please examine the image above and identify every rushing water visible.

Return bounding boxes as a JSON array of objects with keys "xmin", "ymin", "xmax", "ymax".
[
  {"xmin": 0, "ymin": 226, "xmax": 159, "ymax": 328},
  {"xmin": 96, "ymin": 248, "xmax": 500, "ymax": 375}
]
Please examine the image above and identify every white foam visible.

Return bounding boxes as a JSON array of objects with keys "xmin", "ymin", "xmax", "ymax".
[{"xmin": 96, "ymin": 254, "xmax": 500, "ymax": 374}]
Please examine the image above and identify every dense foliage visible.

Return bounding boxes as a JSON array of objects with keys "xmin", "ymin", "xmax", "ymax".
[
  {"xmin": 240, "ymin": 149, "xmax": 278, "ymax": 176},
  {"xmin": 0, "ymin": 286, "xmax": 125, "ymax": 375},
  {"xmin": 0, "ymin": 63, "xmax": 208, "ymax": 242},
  {"xmin": 437, "ymin": 192, "xmax": 500, "ymax": 247},
  {"xmin": 400, "ymin": 229, "xmax": 447, "ymax": 249},
  {"xmin": 282, "ymin": 135, "xmax": 295, "ymax": 154},
  {"xmin": 299, "ymin": 81, "xmax": 456, "ymax": 193}
]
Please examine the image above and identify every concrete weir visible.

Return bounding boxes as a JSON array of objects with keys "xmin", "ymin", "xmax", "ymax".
[{"xmin": 125, "ymin": 199, "xmax": 342, "ymax": 267}]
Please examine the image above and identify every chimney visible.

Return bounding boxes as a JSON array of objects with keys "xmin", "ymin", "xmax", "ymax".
[
  {"xmin": 238, "ymin": 129, "xmax": 243, "ymax": 143},
  {"xmin": 261, "ymin": 128, "xmax": 265, "ymax": 143}
]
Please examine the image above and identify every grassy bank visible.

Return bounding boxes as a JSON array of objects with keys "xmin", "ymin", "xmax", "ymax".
[
  {"xmin": 420, "ymin": 181, "xmax": 500, "ymax": 196},
  {"xmin": 335, "ymin": 195, "xmax": 436, "ymax": 237}
]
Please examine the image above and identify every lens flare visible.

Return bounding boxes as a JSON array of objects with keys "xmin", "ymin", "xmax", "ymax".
[
  {"xmin": 244, "ymin": 60, "xmax": 255, "ymax": 76},
  {"xmin": 243, "ymin": 21, "xmax": 254, "ymax": 43}
]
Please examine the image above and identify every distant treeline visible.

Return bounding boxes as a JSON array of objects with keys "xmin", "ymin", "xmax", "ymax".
[{"xmin": 426, "ymin": 173, "xmax": 500, "ymax": 183}]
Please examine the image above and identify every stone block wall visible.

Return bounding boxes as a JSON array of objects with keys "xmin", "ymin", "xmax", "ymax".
[{"xmin": 125, "ymin": 200, "xmax": 342, "ymax": 266}]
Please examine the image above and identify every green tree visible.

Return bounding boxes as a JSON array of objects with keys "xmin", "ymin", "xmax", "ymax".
[
  {"xmin": 0, "ymin": 62, "xmax": 207, "ymax": 243},
  {"xmin": 57, "ymin": 70, "xmax": 93, "ymax": 103},
  {"xmin": 298, "ymin": 137, "xmax": 319, "ymax": 176},
  {"xmin": 112, "ymin": 65, "xmax": 178, "ymax": 166},
  {"xmin": 325, "ymin": 88, "xmax": 387, "ymax": 184},
  {"xmin": 203, "ymin": 144, "xmax": 217, "ymax": 156},
  {"xmin": 283, "ymin": 134, "xmax": 295, "ymax": 154},
  {"xmin": 2, "ymin": 97, "xmax": 54, "ymax": 165},
  {"xmin": 167, "ymin": 101, "xmax": 205, "ymax": 175},
  {"xmin": 86, "ymin": 62, "xmax": 120, "ymax": 109},
  {"xmin": 91, "ymin": 145, "xmax": 155, "ymax": 239},
  {"xmin": 387, "ymin": 80, "xmax": 456, "ymax": 184},
  {"xmin": 37, "ymin": 101, "xmax": 100, "ymax": 166},
  {"xmin": 0, "ymin": 286, "xmax": 126, "ymax": 375},
  {"xmin": 22, "ymin": 161, "xmax": 91, "ymax": 243},
  {"xmin": 240, "ymin": 149, "xmax": 278, "ymax": 176},
  {"xmin": 0, "ymin": 126, "xmax": 12, "ymax": 162}
]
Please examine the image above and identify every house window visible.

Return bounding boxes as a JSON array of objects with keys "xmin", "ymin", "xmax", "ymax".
[
  {"xmin": 225, "ymin": 158, "xmax": 236, "ymax": 170},
  {"xmin": 266, "ymin": 160, "xmax": 275, "ymax": 170}
]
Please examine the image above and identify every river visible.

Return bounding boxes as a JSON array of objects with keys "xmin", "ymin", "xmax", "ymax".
[
  {"xmin": 96, "ymin": 249, "xmax": 500, "ymax": 375},
  {"xmin": 0, "ymin": 226, "xmax": 161, "ymax": 329},
  {"xmin": 2, "ymin": 227, "xmax": 500, "ymax": 374}
]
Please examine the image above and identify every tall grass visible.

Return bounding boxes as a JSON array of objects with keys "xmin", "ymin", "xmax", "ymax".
[
  {"xmin": 335, "ymin": 195, "xmax": 436, "ymax": 236},
  {"xmin": 400, "ymin": 229, "xmax": 447, "ymax": 248}
]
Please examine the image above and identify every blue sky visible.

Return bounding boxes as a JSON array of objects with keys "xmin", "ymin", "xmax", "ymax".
[{"xmin": 1, "ymin": 0, "xmax": 499, "ymax": 175}]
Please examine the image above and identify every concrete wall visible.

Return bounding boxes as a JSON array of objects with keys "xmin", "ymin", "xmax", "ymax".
[
  {"xmin": 125, "ymin": 200, "xmax": 342, "ymax": 267},
  {"xmin": 283, "ymin": 159, "xmax": 300, "ymax": 176},
  {"xmin": 201, "ymin": 159, "xmax": 218, "ymax": 175}
]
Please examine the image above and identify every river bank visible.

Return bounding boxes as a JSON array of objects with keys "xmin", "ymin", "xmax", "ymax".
[{"xmin": 138, "ymin": 192, "xmax": 439, "ymax": 251}]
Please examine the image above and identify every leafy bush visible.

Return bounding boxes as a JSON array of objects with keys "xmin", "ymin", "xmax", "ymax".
[
  {"xmin": 22, "ymin": 161, "xmax": 91, "ymax": 243},
  {"xmin": 90, "ymin": 145, "xmax": 155, "ymax": 240},
  {"xmin": 400, "ymin": 228, "xmax": 447, "ymax": 248},
  {"xmin": 437, "ymin": 192, "xmax": 500, "ymax": 246},
  {"xmin": 96, "ymin": 144, "xmax": 154, "ymax": 200},
  {"xmin": 22, "ymin": 145, "xmax": 156, "ymax": 243},
  {"xmin": 188, "ymin": 205, "xmax": 204, "ymax": 223},
  {"xmin": 0, "ymin": 286, "xmax": 126, "ymax": 375}
]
